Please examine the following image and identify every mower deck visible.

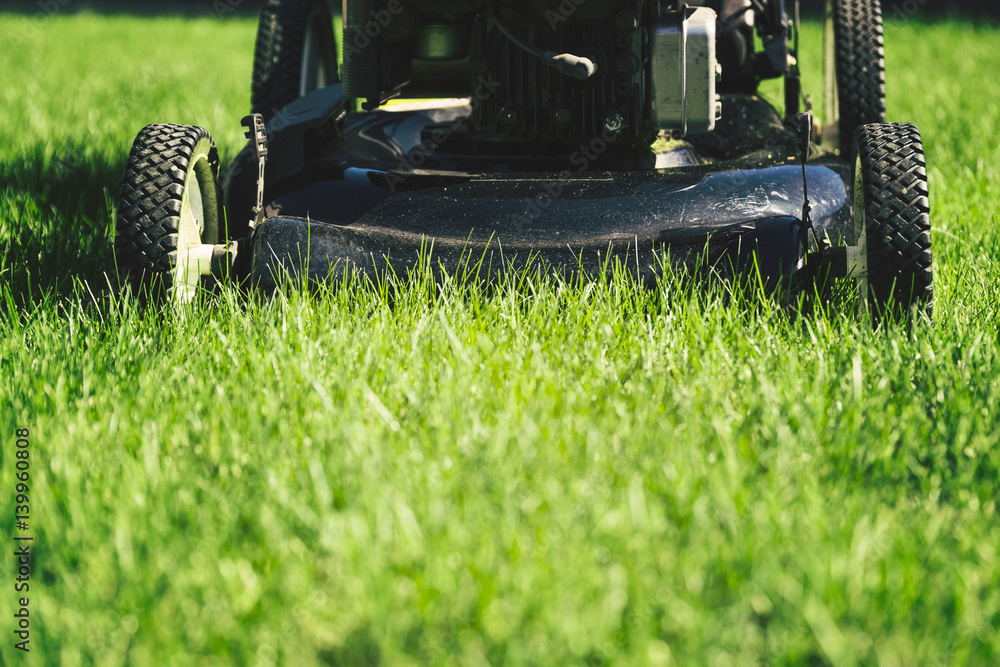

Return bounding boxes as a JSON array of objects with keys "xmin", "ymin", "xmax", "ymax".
[{"xmin": 237, "ymin": 94, "xmax": 853, "ymax": 288}]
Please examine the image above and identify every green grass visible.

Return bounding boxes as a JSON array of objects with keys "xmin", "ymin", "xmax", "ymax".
[{"xmin": 2, "ymin": 11, "xmax": 1000, "ymax": 666}]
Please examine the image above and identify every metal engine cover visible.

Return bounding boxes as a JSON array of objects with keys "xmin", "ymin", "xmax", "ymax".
[{"xmin": 652, "ymin": 6, "xmax": 721, "ymax": 134}]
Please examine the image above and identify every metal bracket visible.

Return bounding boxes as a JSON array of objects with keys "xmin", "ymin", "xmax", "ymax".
[
  {"xmin": 241, "ymin": 113, "xmax": 268, "ymax": 231},
  {"xmin": 790, "ymin": 111, "xmax": 820, "ymax": 251},
  {"xmin": 809, "ymin": 245, "xmax": 866, "ymax": 279},
  {"xmin": 173, "ymin": 242, "xmax": 239, "ymax": 304},
  {"xmin": 785, "ymin": 0, "xmax": 802, "ymax": 117},
  {"xmin": 680, "ymin": 6, "xmax": 688, "ymax": 136},
  {"xmin": 758, "ymin": 0, "xmax": 791, "ymax": 78}
]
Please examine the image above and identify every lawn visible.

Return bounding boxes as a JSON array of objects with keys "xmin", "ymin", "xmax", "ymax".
[{"xmin": 1, "ymin": 8, "xmax": 999, "ymax": 666}]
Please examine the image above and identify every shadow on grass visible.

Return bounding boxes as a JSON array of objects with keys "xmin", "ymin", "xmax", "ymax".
[{"xmin": 0, "ymin": 142, "xmax": 125, "ymax": 307}]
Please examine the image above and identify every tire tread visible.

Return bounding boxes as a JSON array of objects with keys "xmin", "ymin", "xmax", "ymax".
[
  {"xmin": 251, "ymin": 0, "xmax": 337, "ymax": 119},
  {"xmin": 856, "ymin": 122, "xmax": 933, "ymax": 318},
  {"xmin": 115, "ymin": 124, "xmax": 220, "ymax": 290},
  {"xmin": 834, "ymin": 0, "xmax": 887, "ymax": 157}
]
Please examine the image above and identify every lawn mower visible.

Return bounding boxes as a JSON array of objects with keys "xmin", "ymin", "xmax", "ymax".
[{"xmin": 115, "ymin": 0, "xmax": 932, "ymax": 318}]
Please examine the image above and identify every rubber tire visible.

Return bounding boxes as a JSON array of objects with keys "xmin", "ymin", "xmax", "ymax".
[
  {"xmin": 853, "ymin": 123, "xmax": 932, "ymax": 320},
  {"xmin": 832, "ymin": 0, "xmax": 887, "ymax": 158},
  {"xmin": 116, "ymin": 124, "xmax": 222, "ymax": 296},
  {"xmin": 251, "ymin": 0, "xmax": 339, "ymax": 121}
]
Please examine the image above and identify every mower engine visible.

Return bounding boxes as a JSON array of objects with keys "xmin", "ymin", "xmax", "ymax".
[{"xmin": 343, "ymin": 0, "xmax": 724, "ymax": 144}]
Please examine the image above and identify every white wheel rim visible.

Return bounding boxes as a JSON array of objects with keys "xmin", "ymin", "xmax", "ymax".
[
  {"xmin": 174, "ymin": 152, "xmax": 218, "ymax": 304},
  {"xmin": 185, "ymin": 168, "xmax": 204, "ymax": 238},
  {"xmin": 852, "ymin": 153, "xmax": 869, "ymax": 315}
]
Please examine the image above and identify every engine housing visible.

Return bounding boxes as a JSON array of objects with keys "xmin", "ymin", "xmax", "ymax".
[{"xmin": 342, "ymin": 0, "xmax": 724, "ymax": 144}]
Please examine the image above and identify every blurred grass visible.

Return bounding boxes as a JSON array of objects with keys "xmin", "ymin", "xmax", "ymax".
[{"xmin": 2, "ymin": 10, "xmax": 1000, "ymax": 667}]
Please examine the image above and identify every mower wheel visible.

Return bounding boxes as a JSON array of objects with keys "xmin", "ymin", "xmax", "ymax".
[
  {"xmin": 116, "ymin": 124, "xmax": 223, "ymax": 300},
  {"xmin": 251, "ymin": 0, "xmax": 339, "ymax": 121},
  {"xmin": 852, "ymin": 122, "xmax": 932, "ymax": 321},
  {"xmin": 825, "ymin": 0, "xmax": 887, "ymax": 158}
]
